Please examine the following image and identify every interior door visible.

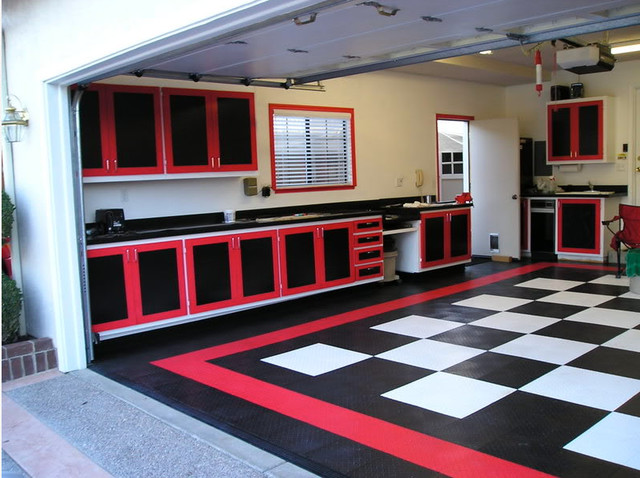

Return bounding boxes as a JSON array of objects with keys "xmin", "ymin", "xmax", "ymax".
[{"xmin": 470, "ymin": 118, "xmax": 520, "ymax": 259}]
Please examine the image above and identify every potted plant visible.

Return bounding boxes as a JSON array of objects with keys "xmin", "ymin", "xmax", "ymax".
[{"xmin": 2, "ymin": 190, "xmax": 22, "ymax": 344}]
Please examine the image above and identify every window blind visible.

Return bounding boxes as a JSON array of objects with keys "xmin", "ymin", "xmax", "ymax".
[{"xmin": 273, "ymin": 110, "xmax": 353, "ymax": 189}]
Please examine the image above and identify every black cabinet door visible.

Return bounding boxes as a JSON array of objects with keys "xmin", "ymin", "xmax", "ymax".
[
  {"xmin": 87, "ymin": 252, "xmax": 130, "ymax": 328},
  {"xmin": 240, "ymin": 235, "xmax": 277, "ymax": 297},
  {"xmin": 191, "ymin": 240, "xmax": 233, "ymax": 308},
  {"xmin": 137, "ymin": 247, "xmax": 183, "ymax": 317},
  {"xmin": 577, "ymin": 104, "xmax": 599, "ymax": 157},
  {"xmin": 423, "ymin": 215, "xmax": 446, "ymax": 263},
  {"xmin": 78, "ymin": 89, "xmax": 104, "ymax": 172},
  {"xmin": 112, "ymin": 90, "xmax": 160, "ymax": 171},
  {"xmin": 284, "ymin": 229, "xmax": 317, "ymax": 290},
  {"xmin": 323, "ymin": 226, "xmax": 352, "ymax": 282},
  {"xmin": 449, "ymin": 212, "xmax": 469, "ymax": 258},
  {"xmin": 217, "ymin": 97, "xmax": 253, "ymax": 167},
  {"xmin": 550, "ymin": 106, "xmax": 571, "ymax": 158},
  {"xmin": 559, "ymin": 202, "xmax": 597, "ymax": 250},
  {"xmin": 167, "ymin": 93, "xmax": 211, "ymax": 169}
]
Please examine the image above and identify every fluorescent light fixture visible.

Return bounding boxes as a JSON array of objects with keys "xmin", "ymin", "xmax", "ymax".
[
  {"xmin": 478, "ymin": 50, "xmax": 493, "ymax": 55},
  {"xmin": 611, "ymin": 43, "xmax": 640, "ymax": 55}
]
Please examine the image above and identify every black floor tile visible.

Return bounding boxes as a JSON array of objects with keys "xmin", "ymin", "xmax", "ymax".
[
  {"xmin": 534, "ymin": 320, "xmax": 626, "ymax": 345},
  {"xmin": 91, "ymin": 262, "xmax": 639, "ymax": 477},
  {"xmin": 568, "ymin": 346, "xmax": 640, "ymax": 380},
  {"xmin": 444, "ymin": 352, "xmax": 557, "ymax": 388}
]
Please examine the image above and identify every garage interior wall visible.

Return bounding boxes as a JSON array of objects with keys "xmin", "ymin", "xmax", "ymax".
[{"xmin": 2, "ymin": 0, "xmax": 639, "ymax": 371}]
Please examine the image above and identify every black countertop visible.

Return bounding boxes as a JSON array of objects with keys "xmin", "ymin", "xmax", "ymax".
[
  {"xmin": 86, "ymin": 197, "xmax": 472, "ymax": 246},
  {"xmin": 521, "ymin": 184, "xmax": 628, "ymax": 198}
]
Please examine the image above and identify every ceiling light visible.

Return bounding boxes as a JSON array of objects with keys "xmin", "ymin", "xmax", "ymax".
[
  {"xmin": 611, "ymin": 42, "xmax": 640, "ymax": 54},
  {"xmin": 478, "ymin": 50, "xmax": 493, "ymax": 55}
]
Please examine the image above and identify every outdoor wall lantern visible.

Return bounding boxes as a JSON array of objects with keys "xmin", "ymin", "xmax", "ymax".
[{"xmin": 2, "ymin": 96, "xmax": 29, "ymax": 143}]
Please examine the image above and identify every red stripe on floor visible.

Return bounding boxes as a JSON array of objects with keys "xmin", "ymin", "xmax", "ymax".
[{"xmin": 152, "ymin": 263, "xmax": 573, "ymax": 477}]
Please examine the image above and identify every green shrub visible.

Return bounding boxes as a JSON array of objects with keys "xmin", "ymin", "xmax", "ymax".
[
  {"xmin": 2, "ymin": 190, "xmax": 16, "ymax": 241},
  {"xmin": 2, "ymin": 272, "xmax": 22, "ymax": 344}
]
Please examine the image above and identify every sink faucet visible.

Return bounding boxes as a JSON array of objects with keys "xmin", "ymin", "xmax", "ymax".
[{"xmin": 588, "ymin": 180, "xmax": 594, "ymax": 191}]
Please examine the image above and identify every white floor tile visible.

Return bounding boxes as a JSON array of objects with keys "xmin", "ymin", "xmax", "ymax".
[
  {"xmin": 521, "ymin": 366, "xmax": 640, "ymax": 411},
  {"xmin": 564, "ymin": 307, "xmax": 640, "ymax": 329},
  {"xmin": 382, "ymin": 372, "xmax": 514, "ymax": 419},
  {"xmin": 375, "ymin": 339, "xmax": 484, "ymax": 371},
  {"xmin": 590, "ymin": 274, "xmax": 630, "ymax": 286},
  {"xmin": 469, "ymin": 312, "xmax": 559, "ymax": 334},
  {"xmin": 515, "ymin": 278, "xmax": 583, "ymax": 291},
  {"xmin": 564, "ymin": 412, "xmax": 640, "ymax": 470},
  {"xmin": 261, "ymin": 343, "xmax": 371, "ymax": 376},
  {"xmin": 491, "ymin": 335, "xmax": 597, "ymax": 365},
  {"xmin": 452, "ymin": 294, "xmax": 533, "ymax": 312},
  {"xmin": 537, "ymin": 291, "xmax": 615, "ymax": 307},
  {"xmin": 603, "ymin": 329, "xmax": 640, "ymax": 353},
  {"xmin": 371, "ymin": 315, "xmax": 464, "ymax": 338},
  {"xmin": 620, "ymin": 291, "xmax": 640, "ymax": 300}
]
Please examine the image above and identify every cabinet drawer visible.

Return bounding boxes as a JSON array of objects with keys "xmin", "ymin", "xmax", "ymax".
[
  {"xmin": 354, "ymin": 246, "xmax": 383, "ymax": 265},
  {"xmin": 354, "ymin": 232, "xmax": 383, "ymax": 247},
  {"xmin": 355, "ymin": 263, "xmax": 383, "ymax": 280},
  {"xmin": 353, "ymin": 218, "xmax": 382, "ymax": 232}
]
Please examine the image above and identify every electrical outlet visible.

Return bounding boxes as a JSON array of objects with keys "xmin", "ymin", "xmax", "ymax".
[{"xmin": 395, "ymin": 176, "xmax": 403, "ymax": 187}]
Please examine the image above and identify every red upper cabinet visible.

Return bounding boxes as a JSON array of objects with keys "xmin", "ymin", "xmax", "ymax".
[
  {"xmin": 79, "ymin": 84, "xmax": 164, "ymax": 176},
  {"xmin": 547, "ymin": 98, "xmax": 609, "ymax": 163},
  {"xmin": 163, "ymin": 89, "xmax": 257, "ymax": 173}
]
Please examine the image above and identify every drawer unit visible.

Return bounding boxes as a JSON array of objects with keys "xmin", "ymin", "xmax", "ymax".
[
  {"xmin": 353, "ymin": 218, "xmax": 383, "ymax": 233},
  {"xmin": 354, "ymin": 246, "xmax": 383, "ymax": 265},
  {"xmin": 355, "ymin": 263, "xmax": 383, "ymax": 280},
  {"xmin": 352, "ymin": 216, "xmax": 384, "ymax": 281},
  {"xmin": 354, "ymin": 232, "xmax": 383, "ymax": 247}
]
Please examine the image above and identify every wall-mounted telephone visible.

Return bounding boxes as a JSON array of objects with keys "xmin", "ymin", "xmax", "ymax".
[{"xmin": 415, "ymin": 169, "xmax": 424, "ymax": 188}]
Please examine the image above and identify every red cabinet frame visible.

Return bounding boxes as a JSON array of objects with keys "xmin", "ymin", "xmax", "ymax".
[
  {"xmin": 88, "ymin": 240, "xmax": 187, "ymax": 333},
  {"xmin": 185, "ymin": 230, "xmax": 279, "ymax": 314},
  {"xmin": 279, "ymin": 222, "xmax": 354, "ymax": 296},
  {"xmin": 82, "ymin": 84, "xmax": 164, "ymax": 177},
  {"xmin": 420, "ymin": 208, "xmax": 471, "ymax": 269},
  {"xmin": 163, "ymin": 88, "xmax": 257, "ymax": 173},
  {"xmin": 557, "ymin": 198, "xmax": 602, "ymax": 255},
  {"xmin": 547, "ymin": 99, "xmax": 604, "ymax": 163}
]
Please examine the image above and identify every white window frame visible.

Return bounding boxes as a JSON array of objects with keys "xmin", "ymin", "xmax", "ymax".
[{"xmin": 269, "ymin": 104, "xmax": 356, "ymax": 192}]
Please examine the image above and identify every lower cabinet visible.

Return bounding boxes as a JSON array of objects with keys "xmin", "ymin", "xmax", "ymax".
[
  {"xmin": 87, "ymin": 240, "xmax": 187, "ymax": 333},
  {"xmin": 421, "ymin": 208, "xmax": 471, "ymax": 269},
  {"xmin": 185, "ymin": 230, "xmax": 279, "ymax": 313},
  {"xmin": 557, "ymin": 198, "xmax": 601, "ymax": 255},
  {"xmin": 280, "ymin": 222, "xmax": 354, "ymax": 295},
  {"xmin": 88, "ymin": 217, "xmax": 383, "ymax": 338}
]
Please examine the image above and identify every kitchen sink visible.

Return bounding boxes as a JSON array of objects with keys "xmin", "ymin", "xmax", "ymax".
[
  {"xmin": 255, "ymin": 213, "xmax": 330, "ymax": 223},
  {"xmin": 555, "ymin": 190, "xmax": 615, "ymax": 196}
]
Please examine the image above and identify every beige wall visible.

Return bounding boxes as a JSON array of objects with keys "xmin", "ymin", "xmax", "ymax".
[{"xmin": 84, "ymin": 72, "xmax": 506, "ymax": 221}]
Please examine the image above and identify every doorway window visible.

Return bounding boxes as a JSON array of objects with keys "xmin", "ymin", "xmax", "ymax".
[{"xmin": 436, "ymin": 115, "xmax": 472, "ymax": 202}]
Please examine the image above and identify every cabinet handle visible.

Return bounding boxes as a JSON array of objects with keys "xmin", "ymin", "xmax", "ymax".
[
  {"xmin": 211, "ymin": 157, "xmax": 215, "ymax": 169},
  {"xmin": 106, "ymin": 159, "xmax": 110, "ymax": 172},
  {"xmin": 133, "ymin": 248, "xmax": 138, "ymax": 262},
  {"xmin": 113, "ymin": 159, "xmax": 118, "ymax": 171}
]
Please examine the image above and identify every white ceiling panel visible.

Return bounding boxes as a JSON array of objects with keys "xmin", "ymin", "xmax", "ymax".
[{"xmin": 137, "ymin": 0, "xmax": 640, "ymax": 86}]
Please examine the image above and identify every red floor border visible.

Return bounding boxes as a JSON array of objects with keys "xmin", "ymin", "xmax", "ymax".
[{"xmin": 153, "ymin": 263, "xmax": 616, "ymax": 477}]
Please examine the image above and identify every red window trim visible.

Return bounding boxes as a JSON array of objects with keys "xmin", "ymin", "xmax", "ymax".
[
  {"xmin": 269, "ymin": 104, "xmax": 357, "ymax": 193},
  {"xmin": 435, "ymin": 114, "xmax": 474, "ymax": 201}
]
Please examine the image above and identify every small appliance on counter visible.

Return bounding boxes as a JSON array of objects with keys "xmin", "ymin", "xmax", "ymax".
[{"xmin": 96, "ymin": 209, "xmax": 126, "ymax": 234}]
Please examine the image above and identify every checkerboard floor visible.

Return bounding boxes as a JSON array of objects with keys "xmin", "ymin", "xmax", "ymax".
[{"xmin": 93, "ymin": 263, "xmax": 640, "ymax": 477}]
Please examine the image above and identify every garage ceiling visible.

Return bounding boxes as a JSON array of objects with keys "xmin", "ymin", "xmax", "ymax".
[{"xmin": 131, "ymin": 0, "xmax": 640, "ymax": 87}]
